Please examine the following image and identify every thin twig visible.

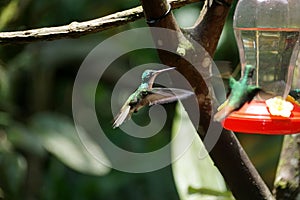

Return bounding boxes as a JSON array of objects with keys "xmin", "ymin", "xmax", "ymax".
[{"xmin": 0, "ymin": 0, "xmax": 200, "ymax": 44}]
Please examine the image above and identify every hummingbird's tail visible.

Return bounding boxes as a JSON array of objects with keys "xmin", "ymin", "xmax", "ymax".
[
  {"xmin": 112, "ymin": 105, "xmax": 131, "ymax": 128},
  {"xmin": 213, "ymin": 104, "xmax": 236, "ymax": 122}
]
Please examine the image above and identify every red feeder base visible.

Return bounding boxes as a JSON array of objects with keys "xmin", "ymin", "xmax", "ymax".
[{"xmin": 222, "ymin": 100, "xmax": 300, "ymax": 134}]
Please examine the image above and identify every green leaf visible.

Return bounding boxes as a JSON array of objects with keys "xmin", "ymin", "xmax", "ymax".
[
  {"xmin": 0, "ymin": 144, "xmax": 26, "ymax": 199},
  {"xmin": 171, "ymin": 103, "xmax": 234, "ymax": 200},
  {"xmin": 30, "ymin": 113, "xmax": 110, "ymax": 176},
  {"xmin": 7, "ymin": 123, "xmax": 45, "ymax": 156}
]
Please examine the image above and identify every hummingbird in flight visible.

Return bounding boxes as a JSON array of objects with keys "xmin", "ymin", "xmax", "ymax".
[
  {"xmin": 214, "ymin": 65, "xmax": 261, "ymax": 122},
  {"xmin": 113, "ymin": 67, "xmax": 194, "ymax": 128}
]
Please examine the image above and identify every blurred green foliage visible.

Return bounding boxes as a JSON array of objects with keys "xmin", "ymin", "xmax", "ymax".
[{"xmin": 0, "ymin": 0, "xmax": 283, "ymax": 199}]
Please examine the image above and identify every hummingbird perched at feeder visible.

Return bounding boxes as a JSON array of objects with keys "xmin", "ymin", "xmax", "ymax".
[
  {"xmin": 113, "ymin": 67, "xmax": 194, "ymax": 128},
  {"xmin": 214, "ymin": 65, "xmax": 261, "ymax": 122}
]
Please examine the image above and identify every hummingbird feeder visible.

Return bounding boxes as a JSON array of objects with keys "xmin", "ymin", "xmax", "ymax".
[{"xmin": 222, "ymin": 0, "xmax": 300, "ymax": 134}]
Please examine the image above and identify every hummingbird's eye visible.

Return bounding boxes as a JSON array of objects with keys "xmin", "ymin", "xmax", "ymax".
[{"xmin": 141, "ymin": 91, "xmax": 148, "ymax": 96}]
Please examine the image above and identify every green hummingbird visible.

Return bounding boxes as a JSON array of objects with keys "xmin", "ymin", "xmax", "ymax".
[
  {"xmin": 113, "ymin": 67, "xmax": 194, "ymax": 128},
  {"xmin": 214, "ymin": 65, "xmax": 261, "ymax": 122}
]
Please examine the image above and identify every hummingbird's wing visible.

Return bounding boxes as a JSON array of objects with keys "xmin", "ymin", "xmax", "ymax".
[
  {"xmin": 112, "ymin": 87, "xmax": 193, "ymax": 128},
  {"xmin": 229, "ymin": 76, "xmax": 237, "ymax": 88},
  {"xmin": 112, "ymin": 104, "xmax": 131, "ymax": 129},
  {"xmin": 144, "ymin": 88, "xmax": 194, "ymax": 106}
]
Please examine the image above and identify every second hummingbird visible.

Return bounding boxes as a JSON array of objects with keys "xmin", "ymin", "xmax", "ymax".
[
  {"xmin": 112, "ymin": 67, "xmax": 194, "ymax": 128},
  {"xmin": 213, "ymin": 65, "xmax": 261, "ymax": 122}
]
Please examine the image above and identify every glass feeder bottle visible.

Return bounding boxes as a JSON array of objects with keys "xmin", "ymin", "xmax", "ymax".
[{"xmin": 234, "ymin": 0, "xmax": 300, "ymax": 98}]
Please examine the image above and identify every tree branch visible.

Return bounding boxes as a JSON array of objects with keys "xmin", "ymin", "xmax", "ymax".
[
  {"xmin": 0, "ymin": 0, "xmax": 200, "ymax": 44},
  {"xmin": 139, "ymin": 0, "xmax": 274, "ymax": 199},
  {"xmin": 273, "ymin": 135, "xmax": 300, "ymax": 199},
  {"xmin": 186, "ymin": 0, "xmax": 232, "ymax": 55}
]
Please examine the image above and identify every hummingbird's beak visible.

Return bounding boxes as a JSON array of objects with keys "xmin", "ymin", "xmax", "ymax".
[
  {"xmin": 155, "ymin": 67, "xmax": 176, "ymax": 74},
  {"xmin": 147, "ymin": 67, "xmax": 176, "ymax": 89}
]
